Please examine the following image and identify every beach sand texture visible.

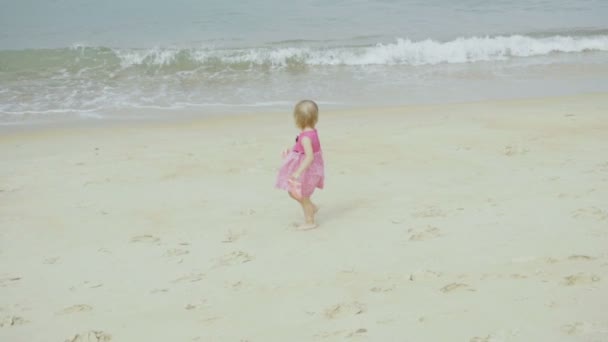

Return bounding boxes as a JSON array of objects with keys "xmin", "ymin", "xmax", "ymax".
[{"xmin": 1, "ymin": 94, "xmax": 607, "ymax": 341}]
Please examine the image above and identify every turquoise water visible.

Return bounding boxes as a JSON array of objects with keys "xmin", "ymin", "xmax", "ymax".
[
  {"xmin": 3, "ymin": 0, "xmax": 608, "ymax": 49},
  {"xmin": 1, "ymin": 0, "xmax": 608, "ymax": 123}
]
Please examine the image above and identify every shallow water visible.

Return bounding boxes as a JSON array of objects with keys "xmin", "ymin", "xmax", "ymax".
[{"xmin": 1, "ymin": 0, "xmax": 607, "ymax": 123}]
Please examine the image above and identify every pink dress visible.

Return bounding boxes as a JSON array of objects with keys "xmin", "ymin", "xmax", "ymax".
[{"xmin": 276, "ymin": 129, "xmax": 325, "ymax": 197}]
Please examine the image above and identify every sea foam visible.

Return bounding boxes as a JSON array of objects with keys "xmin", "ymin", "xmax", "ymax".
[{"xmin": 106, "ymin": 34, "xmax": 608, "ymax": 68}]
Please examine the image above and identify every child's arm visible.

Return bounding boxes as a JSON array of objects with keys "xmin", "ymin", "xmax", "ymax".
[{"xmin": 291, "ymin": 136, "xmax": 314, "ymax": 180}]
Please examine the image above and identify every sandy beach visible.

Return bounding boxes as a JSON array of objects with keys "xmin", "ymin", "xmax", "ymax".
[{"xmin": 1, "ymin": 93, "xmax": 607, "ymax": 341}]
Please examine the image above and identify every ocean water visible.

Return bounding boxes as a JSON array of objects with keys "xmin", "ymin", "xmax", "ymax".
[{"xmin": 1, "ymin": 0, "xmax": 608, "ymax": 123}]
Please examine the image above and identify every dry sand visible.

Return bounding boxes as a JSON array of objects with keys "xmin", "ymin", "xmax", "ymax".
[{"xmin": 1, "ymin": 93, "xmax": 607, "ymax": 341}]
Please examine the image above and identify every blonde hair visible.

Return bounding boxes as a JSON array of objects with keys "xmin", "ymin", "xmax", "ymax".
[{"xmin": 293, "ymin": 100, "xmax": 319, "ymax": 129}]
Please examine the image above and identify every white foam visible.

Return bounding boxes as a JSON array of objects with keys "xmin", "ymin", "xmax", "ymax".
[
  {"xmin": 108, "ymin": 34, "xmax": 608, "ymax": 68},
  {"xmin": 114, "ymin": 47, "xmax": 181, "ymax": 68},
  {"xmin": 261, "ymin": 35, "xmax": 608, "ymax": 66}
]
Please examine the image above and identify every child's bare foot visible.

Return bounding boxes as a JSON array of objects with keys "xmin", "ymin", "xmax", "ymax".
[{"xmin": 295, "ymin": 222, "xmax": 318, "ymax": 231}]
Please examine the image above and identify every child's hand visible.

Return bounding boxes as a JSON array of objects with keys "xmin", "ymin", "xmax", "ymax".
[
  {"xmin": 282, "ymin": 148, "xmax": 290, "ymax": 158},
  {"xmin": 290, "ymin": 172, "xmax": 301, "ymax": 181},
  {"xmin": 287, "ymin": 178, "xmax": 302, "ymax": 199}
]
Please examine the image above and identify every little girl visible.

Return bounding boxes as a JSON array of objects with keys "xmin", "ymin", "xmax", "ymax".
[{"xmin": 276, "ymin": 100, "xmax": 325, "ymax": 230}]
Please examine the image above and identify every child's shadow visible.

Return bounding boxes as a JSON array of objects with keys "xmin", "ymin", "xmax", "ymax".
[{"xmin": 318, "ymin": 200, "xmax": 363, "ymax": 225}]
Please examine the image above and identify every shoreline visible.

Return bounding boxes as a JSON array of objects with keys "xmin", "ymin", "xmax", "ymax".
[{"xmin": 2, "ymin": 91, "xmax": 607, "ymax": 136}]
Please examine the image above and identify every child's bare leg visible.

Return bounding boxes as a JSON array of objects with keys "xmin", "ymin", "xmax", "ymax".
[
  {"xmin": 297, "ymin": 197, "xmax": 318, "ymax": 230},
  {"xmin": 288, "ymin": 191, "xmax": 301, "ymax": 203},
  {"xmin": 287, "ymin": 192, "xmax": 318, "ymax": 229}
]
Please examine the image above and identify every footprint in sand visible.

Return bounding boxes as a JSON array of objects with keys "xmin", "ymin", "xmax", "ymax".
[
  {"xmin": 130, "ymin": 235, "xmax": 160, "ymax": 244},
  {"xmin": 346, "ymin": 328, "xmax": 368, "ymax": 338},
  {"xmin": 222, "ymin": 230, "xmax": 245, "ymax": 243},
  {"xmin": 240, "ymin": 209, "xmax": 256, "ymax": 216},
  {"xmin": 184, "ymin": 299, "xmax": 207, "ymax": 311},
  {"xmin": 214, "ymin": 251, "xmax": 254, "ymax": 267},
  {"xmin": 561, "ymin": 321, "xmax": 595, "ymax": 335},
  {"xmin": 409, "ymin": 270, "xmax": 443, "ymax": 281},
  {"xmin": 567, "ymin": 255, "xmax": 596, "ymax": 261},
  {"xmin": 503, "ymin": 144, "xmax": 529, "ymax": 156},
  {"xmin": 471, "ymin": 331, "xmax": 519, "ymax": 342},
  {"xmin": 65, "ymin": 330, "xmax": 111, "ymax": 342},
  {"xmin": 58, "ymin": 304, "xmax": 93, "ymax": 315},
  {"xmin": 0, "ymin": 316, "xmax": 28, "ymax": 327},
  {"xmin": 200, "ymin": 316, "xmax": 222, "ymax": 325},
  {"xmin": 43, "ymin": 257, "xmax": 61, "ymax": 264},
  {"xmin": 470, "ymin": 336, "xmax": 491, "ymax": 342},
  {"xmin": 69, "ymin": 281, "xmax": 103, "ymax": 291},
  {"xmin": 150, "ymin": 288, "xmax": 169, "ymax": 294},
  {"xmin": 412, "ymin": 206, "xmax": 446, "ymax": 218},
  {"xmin": 314, "ymin": 328, "xmax": 368, "ymax": 340},
  {"xmin": 572, "ymin": 207, "xmax": 608, "ymax": 221},
  {"xmin": 440, "ymin": 283, "xmax": 475, "ymax": 293},
  {"xmin": 228, "ymin": 281, "xmax": 247, "ymax": 290},
  {"xmin": 86, "ymin": 281, "xmax": 103, "ymax": 289},
  {"xmin": 165, "ymin": 248, "xmax": 189, "ymax": 257},
  {"xmin": 370, "ymin": 286, "xmax": 393, "ymax": 293},
  {"xmin": 324, "ymin": 301, "xmax": 366, "ymax": 319},
  {"xmin": 0, "ymin": 276, "xmax": 21, "ymax": 288},
  {"xmin": 509, "ymin": 274, "xmax": 528, "ymax": 279},
  {"xmin": 545, "ymin": 257, "xmax": 559, "ymax": 264},
  {"xmin": 562, "ymin": 273, "xmax": 600, "ymax": 286},
  {"xmin": 408, "ymin": 226, "xmax": 442, "ymax": 241},
  {"xmin": 172, "ymin": 273, "xmax": 205, "ymax": 283},
  {"xmin": 314, "ymin": 330, "xmax": 348, "ymax": 340}
]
